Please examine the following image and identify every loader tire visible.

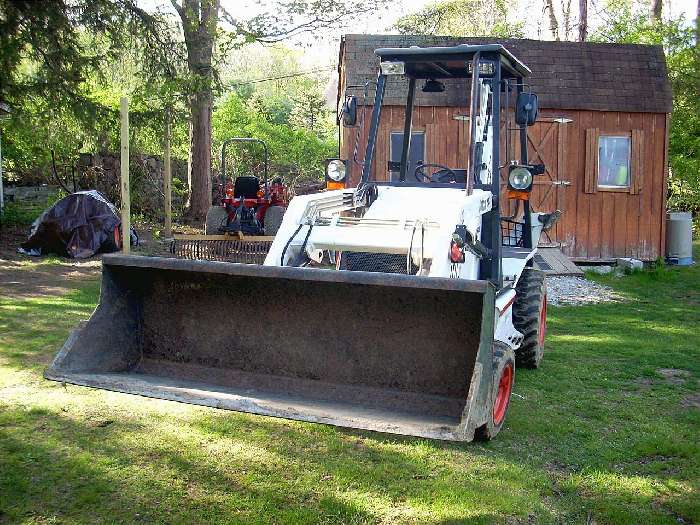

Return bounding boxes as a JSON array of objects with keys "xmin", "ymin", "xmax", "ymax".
[
  {"xmin": 264, "ymin": 205, "xmax": 285, "ymax": 236},
  {"xmin": 512, "ymin": 268, "xmax": 547, "ymax": 369},
  {"xmin": 475, "ymin": 343, "xmax": 515, "ymax": 441},
  {"xmin": 205, "ymin": 206, "xmax": 227, "ymax": 235}
]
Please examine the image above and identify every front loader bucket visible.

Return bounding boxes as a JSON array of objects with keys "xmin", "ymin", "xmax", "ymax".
[{"xmin": 46, "ymin": 255, "xmax": 496, "ymax": 441}]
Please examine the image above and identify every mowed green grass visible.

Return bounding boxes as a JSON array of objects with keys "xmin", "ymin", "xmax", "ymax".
[{"xmin": 1, "ymin": 250, "xmax": 698, "ymax": 524}]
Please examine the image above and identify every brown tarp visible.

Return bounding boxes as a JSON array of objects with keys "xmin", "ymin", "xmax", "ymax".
[{"xmin": 20, "ymin": 190, "xmax": 122, "ymax": 258}]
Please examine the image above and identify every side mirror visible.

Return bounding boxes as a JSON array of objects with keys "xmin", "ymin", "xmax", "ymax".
[
  {"xmin": 342, "ymin": 96, "xmax": 357, "ymax": 127},
  {"xmin": 515, "ymin": 92, "xmax": 538, "ymax": 126}
]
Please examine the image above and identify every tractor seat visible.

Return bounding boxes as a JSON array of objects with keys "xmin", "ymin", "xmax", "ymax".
[
  {"xmin": 432, "ymin": 168, "xmax": 467, "ymax": 183},
  {"xmin": 234, "ymin": 176, "xmax": 261, "ymax": 199}
]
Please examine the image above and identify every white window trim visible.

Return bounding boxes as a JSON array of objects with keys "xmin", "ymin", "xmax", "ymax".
[{"xmin": 597, "ymin": 134, "xmax": 631, "ymax": 189}]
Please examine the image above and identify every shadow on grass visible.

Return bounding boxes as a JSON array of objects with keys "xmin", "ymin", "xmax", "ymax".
[
  {"xmin": 0, "ymin": 405, "xmax": 384, "ymax": 524},
  {"xmin": 0, "ymin": 250, "xmax": 698, "ymax": 523},
  {"xmin": 2, "ymin": 396, "xmax": 690, "ymax": 524},
  {"xmin": 189, "ymin": 406, "xmax": 698, "ymax": 524}
]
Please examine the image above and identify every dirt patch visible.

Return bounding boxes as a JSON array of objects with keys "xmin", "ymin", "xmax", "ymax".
[
  {"xmin": 681, "ymin": 393, "xmax": 700, "ymax": 410},
  {"xmin": 651, "ymin": 499, "xmax": 692, "ymax": 524},
  {"xmin": 0, "ymin": 225, "xmax": 29, "ymax": 261},
  {"xmin": 629, "ymin": 377, "xmax": 654, "ymax": 391},
  {"xmin": 656, "ymin": 368, "xmax": 691, "ymax": 385},
  {"xmin": 636, "ymin": 454, "xmax": 671, "ymax": 465},
  {"xmin": 0, "ymin": 223, "xmax": 170, "ymax": 301},
  {"xmin": 0, "ymin": 258, "xmax": 101, "ymax": 300},
  {"xmin": 545, "ymin": 461, "xmax": 571, "ymax": 476}
]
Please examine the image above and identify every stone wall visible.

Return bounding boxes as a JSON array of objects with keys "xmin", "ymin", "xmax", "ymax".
[
  {"xmin": 3, "ymin": 185, "xmax": 61, "ymax": 203},
  {"xmin": 3, "ymin": 152, "xmax": 189, "ymax": 219}
]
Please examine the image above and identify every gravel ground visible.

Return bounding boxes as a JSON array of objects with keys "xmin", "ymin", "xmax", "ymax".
[{"xmin": 546, "ymin": 275, "xmax": 623, "ymax": 306}]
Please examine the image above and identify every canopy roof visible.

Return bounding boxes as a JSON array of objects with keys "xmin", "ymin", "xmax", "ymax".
[{"xmin": 375, "ymin": 44, "xmax": 531, "ymax": 79}]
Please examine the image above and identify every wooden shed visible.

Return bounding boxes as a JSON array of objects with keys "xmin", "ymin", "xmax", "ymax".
[{"xmin": 337, "ymin": 34, "xmax": 673, "ymax": 262}]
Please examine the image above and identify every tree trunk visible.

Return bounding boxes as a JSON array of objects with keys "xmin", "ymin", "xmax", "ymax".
[
  {"xmin": 544, "ymin": 0, "xmax": 560, "ymax": 40},
  {"xmin": 696, "ymin": 0, "xmax": 699, "ymax": 47},
  {"xmin": 173, "ymin": 0, "xmax": 219, "ymax": 222},
  {"xmin": 651, "ymin": 0, "xmax": 662, "ymax": 20},
  {"xmin": 578, "ymin": 0, "xmax": 587, "ymax": 41},
  {"xmin": 188, "ymin": 88, "xmax": 213, "ymax": 221}
]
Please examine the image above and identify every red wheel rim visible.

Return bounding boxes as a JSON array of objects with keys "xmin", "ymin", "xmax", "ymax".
[
  {"xmin": 538, "ymin": 293, "xmax": 547, "ymax": 348},
  {"xmin": 493, "ymin": 362, "xmax": 514, "ymax": 425}
]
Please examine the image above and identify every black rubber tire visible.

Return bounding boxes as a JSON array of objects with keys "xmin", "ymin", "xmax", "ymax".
[
  {"xmin": 264, "ymin": 205, "xmax": 285, "ymax": 236},
  {"xmin": 475, "ymin": 343, "xmax": 515, "ymax": 441},
  {"xmin": 513, "ymin": 268, "xmax": 547, "ymax": 369},
  {"xmin": 204, "ymin": 206, "xmax": 227, "ymax": 235}
]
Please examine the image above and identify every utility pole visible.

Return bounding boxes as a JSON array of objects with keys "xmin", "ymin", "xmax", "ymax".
[
  {"xmin": 120, "ymin": 97, "xmax": 131, "ymax": 254},
  {"xmin": 0, "ymin": 102, "xmax": 11, "ymax": 214},
  {"xmin": 0, "ymin": 129, "xmax": 4, "ymax": 214},
  {"xmin": 164, "ymin": 107, "xmax": 172, "ymax": 238}
]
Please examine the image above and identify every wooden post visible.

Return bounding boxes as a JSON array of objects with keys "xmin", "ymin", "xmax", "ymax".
[
  {"xmin": 163, "ymin": 107, "xmax": 172, "ymax": 238},
  {"xmin": 0, "ymin": 129, "xmax": 4, "ymax": 213},
  {"xmin": 120, "ymin": 97, "xmax": 131, "ymax": 254}
]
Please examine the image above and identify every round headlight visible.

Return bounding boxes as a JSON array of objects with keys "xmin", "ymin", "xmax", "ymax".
[
  {"xmin": 508, "ymin": 167, "xmax": 533, "ymax": 190},
  {"xmin": 327, "ymin": 160, "xmax": 346, "ymax": 182}
]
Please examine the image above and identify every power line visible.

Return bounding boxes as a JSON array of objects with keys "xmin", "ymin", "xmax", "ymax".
[{"xmin": 227, "ymin": 66, "xmax": 336, "ymax": 87}]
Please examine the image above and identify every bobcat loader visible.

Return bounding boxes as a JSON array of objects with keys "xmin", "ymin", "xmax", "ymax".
[{"xmin": 46, "ymin": 44, "xmax": 556, "ymax": 441}]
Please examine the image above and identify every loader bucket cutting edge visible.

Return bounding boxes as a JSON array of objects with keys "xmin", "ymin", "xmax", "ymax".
[{"xmin": 45, "ymin": 255, "xmax": 497, "ymax": 441}]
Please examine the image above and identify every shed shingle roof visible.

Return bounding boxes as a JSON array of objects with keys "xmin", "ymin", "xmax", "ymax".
[{"xmin": 341, "ymin": 34, "xmax": 672, "ymax": 113}]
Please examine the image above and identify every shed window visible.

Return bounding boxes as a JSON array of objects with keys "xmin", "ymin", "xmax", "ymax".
[
  {"xmin": 390, "ymin": 131, "xmax": 425, "ymax": 181},
  {"xmin": 598, "ymin": 136, "xmax": 630, "ymax": 188}
]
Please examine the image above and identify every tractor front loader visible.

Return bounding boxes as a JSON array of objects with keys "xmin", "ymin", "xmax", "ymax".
[{"xmin": 46, "ymin": 44, "xmax": 556, "ymax": 442}]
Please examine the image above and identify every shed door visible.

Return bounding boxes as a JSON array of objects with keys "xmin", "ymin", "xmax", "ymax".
[{"xmin": 526, "ymin": 119, "xmax": 571, "ymax": 247}]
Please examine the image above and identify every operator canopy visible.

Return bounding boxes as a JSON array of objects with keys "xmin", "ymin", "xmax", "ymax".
[{"xmin": 374, "ymin": 44, "xmax": 531, "ymax": 79}]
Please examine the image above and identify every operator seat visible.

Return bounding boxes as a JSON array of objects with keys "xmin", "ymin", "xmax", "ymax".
[
  {"xmin": 233, "ymin": 176, "xmax": 261, "ymax": 199},
  {"xmin": 433, "ymin": 168, "xmax": 467, "ymax": 183}
]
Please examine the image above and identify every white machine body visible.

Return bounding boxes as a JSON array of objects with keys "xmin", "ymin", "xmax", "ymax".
[{"xmin": 265, "ymin": 185, "xmax": 546, "ymax": 349}]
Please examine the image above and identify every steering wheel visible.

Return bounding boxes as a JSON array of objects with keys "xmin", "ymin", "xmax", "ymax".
[{"xmin": 414, "ymin": 163, "xmax": 459, "ymax": 183}]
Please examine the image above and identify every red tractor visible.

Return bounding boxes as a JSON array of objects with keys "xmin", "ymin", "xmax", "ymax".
[{"xmin": 205, "ymin": 138, "xmax": 288, "ymax": 235}]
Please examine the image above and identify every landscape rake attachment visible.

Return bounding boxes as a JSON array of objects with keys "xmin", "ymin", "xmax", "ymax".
[{"xmin": 170, "ymin": 234, "xmax": 273, "ymax": 264}]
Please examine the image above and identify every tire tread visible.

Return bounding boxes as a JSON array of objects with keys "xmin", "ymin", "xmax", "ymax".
[{"xmin": 512, "ymin": 268, "xmax": 546, "ymax": 369}]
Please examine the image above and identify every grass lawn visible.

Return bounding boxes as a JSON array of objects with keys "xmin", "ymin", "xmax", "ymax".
[{"xmin": 0, "ymin": 248, "xmax": 698, "ymax": 524}]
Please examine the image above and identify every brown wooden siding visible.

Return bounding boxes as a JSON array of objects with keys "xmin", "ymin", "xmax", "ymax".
[{"xmin": 341, "ymin": 107, "xmax": 668, "ymax": 261}]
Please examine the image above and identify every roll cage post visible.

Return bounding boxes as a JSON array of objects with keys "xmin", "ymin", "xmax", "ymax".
[
  {"xmin": 398, "ymin": 78, "xmax": 416, "ymax": 182},
  {"xmin": 469, "ymin": 56, "xmax": 501, "ymax": 286},
  {"xmin": 360, "ymin": 74, "xmax": 386, "ymax": 183},
  {"xmin": 516, "ymin": 82, "xmax": 534, "ymax": 249}
]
